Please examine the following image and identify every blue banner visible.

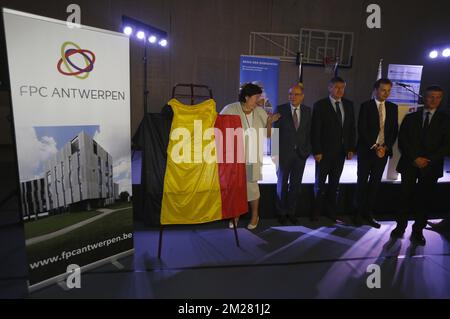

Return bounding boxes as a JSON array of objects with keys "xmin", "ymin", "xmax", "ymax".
[
  {"xmin": 387, "ymin": 64, "xmax": 423, "ymax": 105},
  {"xmin": 240, "ymin": 56, "xmax": 280, "ymax": 112}
]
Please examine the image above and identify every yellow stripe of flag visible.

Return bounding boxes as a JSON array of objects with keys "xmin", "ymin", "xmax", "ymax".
[{"xmin": 161, "ymin": 99, "xmax": 222, "ymax": 224}]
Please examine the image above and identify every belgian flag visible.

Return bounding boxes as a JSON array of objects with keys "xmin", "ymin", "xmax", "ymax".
[{"xmin": 133, "ymin": 99, "xmax": 247, "ymax": 225}]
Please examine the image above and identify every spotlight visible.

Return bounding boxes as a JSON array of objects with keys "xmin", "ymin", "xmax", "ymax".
[
  {"xmin": 429, "ymin": 50, "xmax": 438, "ymax": 59},
  {"xmin": 121, "ymin": 15, "xmax": 169, "ymax": 116},
  {"xmin": 159, "ymin": 39, "xmax": 168, "ymax": 47},
  {"xmin": 123, "ymin": 26, "xmax": 133, "ymax": 36},
  {"xmin": 442, "ymin": 48, "xmax": 450, "ymax": 58},
  {"xmin": 122, "ymin": 15, "xmax": 168, "ymax": 48},
  {"xmin": 136, "ymin": 31, "xmax": 145, "ymax": 40}
]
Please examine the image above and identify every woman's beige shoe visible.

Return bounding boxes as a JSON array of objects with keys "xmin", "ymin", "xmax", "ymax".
[
  {"xmin": 247, "ymin": 216, "xmax": 259, "ymax": 230},
  {"xmin": 229, "ymin": 217, "xmax": 239, "ymax": 229}
]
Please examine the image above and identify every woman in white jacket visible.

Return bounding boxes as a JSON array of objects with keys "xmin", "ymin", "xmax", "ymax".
[{"xmin": 221, "ymin": 83, "xmax": 280, "ymax": 230}]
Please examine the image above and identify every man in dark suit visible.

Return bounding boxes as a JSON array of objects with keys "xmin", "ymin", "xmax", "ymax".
[
  {"xmin": 311, "ymin": 77, "xmax": 356, "ymax": 222},
  {"xmin": 427, "ymin": 96, "xmax": 450, "ymax": 233},
  {"xmin": 274, "ymin": 84, "xmax": 311, "ymax": 225},
  {"xmin": 392, "ymin": 85, "xmax": 450, "ymax": 245},
  {"xmin": 355, "ymin": 78, "xmax": 398, "ymax": 228}
]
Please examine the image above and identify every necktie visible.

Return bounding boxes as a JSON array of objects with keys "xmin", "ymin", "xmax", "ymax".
[
  {"xmin": 378, "ymin": 102, "xmax": 385, "ymax": 145},
  {"xmin": 335, "ymin": 101, "xmax": 343, "ymax": 126},
  {"xmin": 293, "ymin": 108, "xmax": 299, "ymax": 130},
  {"xmin": 421, "ymin": 111, "xmax": 431, "ymax": 148},
  {"xmin": 423, "ymin": 111, "xmax": 430, "ymax": 130}
]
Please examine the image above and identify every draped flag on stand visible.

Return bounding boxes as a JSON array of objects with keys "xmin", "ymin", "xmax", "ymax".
[{"xmin": 134, "ymin": 99, "xmax": 248, "ymax": 225}]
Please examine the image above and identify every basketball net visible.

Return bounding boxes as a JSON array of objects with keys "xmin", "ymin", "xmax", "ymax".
[{"xmin": 324, "ymin": 56, "xmax": 339, "ymax": 74}]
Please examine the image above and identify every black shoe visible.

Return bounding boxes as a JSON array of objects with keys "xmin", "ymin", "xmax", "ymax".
[
  {"xmin": 278, "ymin": 215, "xmax": 288, "ymax": 225},
  {"xmin": 310, "ymin": 208, "xmax": 321, "ymax": 221},
  {"xmin": 287, "ymin": 215, "xmax": 298, "ymax": 225},
  {"xmin": 327, "ymin": 214, "xmax": 344, "ymax": 224},
  {"xmin": 329, "ymin": 218, "xmax": 345, "ymax": 225},
  {"xmin": 410, "ymin": 231, "xmax": 426, "ymax": 246},
  {"xmin": 390, "ymin": 226, "xmax": 405, "ymax": 238},
  {"xmin": 352, "ymin": 216, "xmax": 363, "ymax": 226},
  {"xmin": 364, "ymin": 217, "xmax": 381, "ymax": 229},
  {"xmin": 428, "ymin": 220, "xmax": 450, "ymax": 232}
]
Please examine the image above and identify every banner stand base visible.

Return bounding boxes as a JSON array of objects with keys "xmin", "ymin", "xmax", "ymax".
[{"xmin": 28, "ymin": 249, "xmax": 134, "ymax": 293}]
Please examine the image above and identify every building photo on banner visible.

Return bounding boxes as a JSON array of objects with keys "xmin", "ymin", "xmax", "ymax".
[{"xmin": 2, "ymin": 8, "xmax": 133, "ymax": 290}]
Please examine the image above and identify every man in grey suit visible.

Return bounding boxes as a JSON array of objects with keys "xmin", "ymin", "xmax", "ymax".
[{"xmin": 274, "ymin": 84, "xmax": 312, "ymax": 225}]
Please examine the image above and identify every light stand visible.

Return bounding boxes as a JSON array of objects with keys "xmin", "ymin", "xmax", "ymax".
[
  {"xmin": 143, "ymin": 42, "xmax": 148, "ymax": 114},
  {"xmin": 121, "ymin": 16, "xmax": 168, "ymax": 258}
]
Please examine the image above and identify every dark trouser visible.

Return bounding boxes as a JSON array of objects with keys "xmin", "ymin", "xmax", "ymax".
[
  {"xmin": 314, "ymin": 151, "xmax": 346, "ymax": 219},
  {"xmin": 397, "ymin": 167, "xmax": 438, "ymax": 233},
  {"xmin": 276, "ymin": 154, "xmax": 306, "ymax": 217},
  {"xmin": 355, "ymin": 152, "xmax": 388, "ymax": 219}
]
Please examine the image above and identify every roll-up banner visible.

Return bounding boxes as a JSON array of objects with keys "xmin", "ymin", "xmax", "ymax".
[
  {"xmin": 386, "ymin": 64, "xmax": 423, "ymax": 180},
  {"xmin": 240, "ymin": 55, "xmax": 280, "ymax": 156},
  {"xmin": 239, "ymin": 55, "xmax": 280, "ymax": 113},
  {"xmin": 2, "ymin": 8, "xmax": 134, "ymax": 290}
]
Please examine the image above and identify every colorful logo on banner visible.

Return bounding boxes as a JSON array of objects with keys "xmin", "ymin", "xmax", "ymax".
[{"xmin": 57, "ymin": 41, "xmax": 96, "ymax": 79}]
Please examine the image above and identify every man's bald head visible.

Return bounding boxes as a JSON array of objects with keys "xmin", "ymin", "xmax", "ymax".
[{"xmin": 288, "ymin": 84, "xmax": 305, "ymax": 107}]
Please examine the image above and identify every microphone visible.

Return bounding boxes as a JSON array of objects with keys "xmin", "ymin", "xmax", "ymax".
[{"xmin": 396, "ymin": 82, "xmax": 412, "ymax": 88}]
